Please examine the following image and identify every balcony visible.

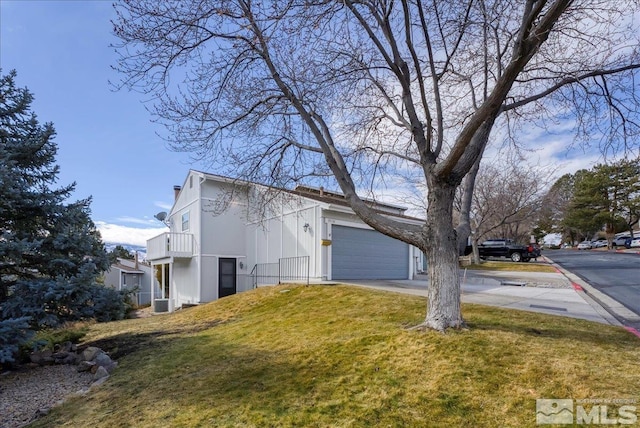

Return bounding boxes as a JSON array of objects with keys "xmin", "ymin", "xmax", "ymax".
[{"xmin": 147, "ymin": 233, "xmax": 194, "ymax": 260}]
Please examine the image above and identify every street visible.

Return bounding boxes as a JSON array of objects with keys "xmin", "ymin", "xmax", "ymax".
[{"xmin": 545, "ymin": 249, "xmax": 640, "ymax": 328}]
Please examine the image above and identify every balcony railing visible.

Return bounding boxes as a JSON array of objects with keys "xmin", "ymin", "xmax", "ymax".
[{"xmin": 147, "ymin": 232, "xmax": 194, "ymax": 260}]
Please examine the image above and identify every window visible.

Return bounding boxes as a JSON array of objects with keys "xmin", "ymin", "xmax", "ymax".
[{"xmin": 181, "ymin": 212, "xmax": 190, "ymax": 232}]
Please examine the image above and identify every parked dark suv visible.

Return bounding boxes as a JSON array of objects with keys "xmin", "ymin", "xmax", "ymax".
[{"xmin": 478, "ymin": 239, "xmax": 541, "ymax": 262}]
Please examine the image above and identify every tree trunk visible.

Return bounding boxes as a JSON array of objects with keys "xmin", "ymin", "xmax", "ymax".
[
  {"xmin": 456, "ymin": 162, "xmax": 480, "ymax": 256},
  {"xmin": 423, "ymin": 181, "xmax": 464, "ymax": 331},
  {"xmin": 471, "ymin": 239, "xmax": 481, "ymax": 265}
]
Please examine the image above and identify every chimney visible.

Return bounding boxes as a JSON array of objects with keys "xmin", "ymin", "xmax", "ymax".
[
  {"xmin": 319, "ymin": 186, "xmax": 324, "ymax": 196},
  {"xmin": 173, "ymin": 185, "xmax": 181, "ymax": 201},
  {"xmin": 134, "ymin": 251, "xmax": 139, "ymax": 269}
]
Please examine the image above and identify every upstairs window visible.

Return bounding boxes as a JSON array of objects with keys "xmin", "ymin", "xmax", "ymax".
[{"xmin": 181, "ymin": 212, "xmax": 190, "ymax": 232}]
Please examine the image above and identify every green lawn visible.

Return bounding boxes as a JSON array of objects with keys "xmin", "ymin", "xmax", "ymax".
[{"xmin": 32, "ymin": 284, "xmax": 639, "ymax": 427}]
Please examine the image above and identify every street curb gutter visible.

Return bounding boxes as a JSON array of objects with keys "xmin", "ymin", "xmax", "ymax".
[{"xmin": 543, "ymin": 256, "xmax": 640, "ymax": 331}]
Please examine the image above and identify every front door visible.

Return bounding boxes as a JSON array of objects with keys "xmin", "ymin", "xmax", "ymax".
[{"xmin": 218, "ymin": 258, "xmax": 237, "ymax": 298}]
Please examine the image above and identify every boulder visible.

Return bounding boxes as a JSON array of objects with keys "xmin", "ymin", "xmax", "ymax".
[
  {"xmin": 104, "ymin": 361, "xmax": 118, "ymax": 374},
  {"xmin": 81, "ymin": 346, "xmax": 103, "ymax": 362},
  {"xmin": 62, "ymin": 353, "xmax": 79, "ymax": 365},
  {"xmin": 77, "ymin": 361, "xmax": 95, "ymax": 373},
  {"xmin": 30, "ymin": 350, "xmax": 54, "ymax": 366},
  {"xmin": 91, "ymin": 375, "xmax": 110, "ymax": 388},
  {"xmin": 52, "ymin": 351, "xmax": 69, "ymax": 362},
  {"xmin": 93, "ymin": 366, "xmax": 109, "ymax": 381},
  {"xmin": 30, "ymin": 345, "xmax": 117, "ymax": 381},
  {"xmin": 94, "ymin": 353, "xmax": 113, "ymax": 367}
]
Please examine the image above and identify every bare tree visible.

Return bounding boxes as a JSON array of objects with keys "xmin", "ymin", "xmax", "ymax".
[
  {"xmin": 460, "ymin": 156, "xmax": 553, "ymax": 263},
  {"xmin": 538, "ymin": 173, "xmax": 577, "ymax": 243},
  {"xmin": 112, "ymin": 0, "xmax": 640, "ymax": 331}
]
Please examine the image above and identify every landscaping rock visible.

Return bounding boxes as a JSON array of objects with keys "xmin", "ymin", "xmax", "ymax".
[
  {"xmin": 81, "ymin": 346, "xmax": 103, "ymax": 362},
  {"xmin": 7, "ymin": 345, "xmax": 116, "ymax": 427},
  {"xmin": 91, "ymin": 375, "xmax": 110, "ymax": 388},
  {"xmin": 52, "ymin": 351, "xmax": 70, "ymax": 364},
  {"xmin": 29, "ymin": 350, "xmax": 54, "ymax": 366},
  {"xmin": 104, "ymin": 361, "xmax": 118, "ymax": 374},
  {"xmin": 94, "ymin": 352, "xmax": 113, "ymax": 367},
  {"xmin": 62, "ymin": 353, "xmax": 79, "ymax": 365},
  {"xmin": 0, "ymin": 365, "xmax": 94, "ymax": 428},
  {"xmin": 76, "ymin": 361, "xmax": 95, "ymax": 373},
  {"xmin": 28, "ymin": 344, "xmax": 114, "ymax": 375},
  {"xmin": 93, "ymin": 366, "xmax": 109, "ymax": 381}
]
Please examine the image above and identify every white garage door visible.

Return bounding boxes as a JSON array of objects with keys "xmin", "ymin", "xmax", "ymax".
[{"xmin": 331, "ymin": 225, "xmax": 409, "ymax": 280}]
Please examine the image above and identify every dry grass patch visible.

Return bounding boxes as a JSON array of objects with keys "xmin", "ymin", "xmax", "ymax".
[
  {"xmin": 31, "ymin": 285, "xmax": 639, "ymax": 428},
  {"xmin": 467, "ymin": 260, "xmax": 557, "ymax": 273}
]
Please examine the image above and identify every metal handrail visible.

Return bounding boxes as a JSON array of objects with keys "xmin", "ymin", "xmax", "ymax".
[{"xmin": 250, "ymin": 256, "xmax": 310, "ymax": 287}]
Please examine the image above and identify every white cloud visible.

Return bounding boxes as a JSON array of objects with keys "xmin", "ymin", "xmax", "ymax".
[
  {"xmin": 96, "ymin": 221, "xmax": 167, "ymax": 247},
  {"xmin": 114, "ymin": 216, "xmax": 160, "ymax": 226}
]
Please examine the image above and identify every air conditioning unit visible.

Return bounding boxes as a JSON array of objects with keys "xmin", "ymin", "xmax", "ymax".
[{"xmin": 153, "ymin": 299, "xmax": 169, "ymax": 313}]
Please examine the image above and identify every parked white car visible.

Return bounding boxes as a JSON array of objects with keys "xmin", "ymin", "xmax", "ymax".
[
  {"xmin": 591, "ymin": 238, "xmax": 607, "ymax": 248},
  {"xmin": 613, "ymin": 236, "xmax": 631, "ymax": 246},
  {"xmin": 577, "ymin": 241, "xmax": 592, "ymax": 250},
  {"xmin": 630, "ymin": 237, "xmax": 640, "ymax": 248}
]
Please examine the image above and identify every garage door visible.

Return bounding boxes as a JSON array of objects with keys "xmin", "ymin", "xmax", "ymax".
[{"xmin": 331, "ymin": 225, "xmax": 409, "ymax": 280}]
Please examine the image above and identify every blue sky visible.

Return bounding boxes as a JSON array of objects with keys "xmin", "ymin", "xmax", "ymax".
[{"xmin": 0, "ymin": 0, "xmax": 206, "ymax": 245}]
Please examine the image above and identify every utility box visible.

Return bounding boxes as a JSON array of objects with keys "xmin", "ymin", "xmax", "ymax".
[{"xmin": 153, "ymin": 299, "xmax": 169, "ymax": 313}]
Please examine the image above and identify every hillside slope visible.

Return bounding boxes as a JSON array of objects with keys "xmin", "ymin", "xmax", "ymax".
[{"xmin": 32, "ymin": 284, "xmax": 640, "ymax": 427}]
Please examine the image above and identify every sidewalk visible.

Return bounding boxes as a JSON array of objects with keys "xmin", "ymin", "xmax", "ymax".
[{"xmin": 342, "ymin": 268, "xmax": 621, "ymax": 325}]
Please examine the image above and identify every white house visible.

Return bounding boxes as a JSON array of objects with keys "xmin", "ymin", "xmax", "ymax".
[{"xmin": 146, "ymin": 170, "xmax": 425, "ymax": 312}]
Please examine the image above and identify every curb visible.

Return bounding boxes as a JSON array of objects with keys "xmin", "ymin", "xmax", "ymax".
[{"xmin": 542, "ymin": 255, "xmax": 640, "ymax": 330}]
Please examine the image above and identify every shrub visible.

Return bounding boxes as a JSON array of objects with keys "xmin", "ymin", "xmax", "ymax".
[{"xmin": 0, "ymin": 317, "xmax": 33, "ymax": 364}]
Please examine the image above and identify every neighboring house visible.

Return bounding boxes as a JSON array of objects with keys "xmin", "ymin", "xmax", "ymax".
[
  {"xmin": 146, "ymin": 170, "xmax": 425, "ymax": 312},
  {"xmin": 103, "ymin": 255, "xmax": 158, "ymax": 306}
]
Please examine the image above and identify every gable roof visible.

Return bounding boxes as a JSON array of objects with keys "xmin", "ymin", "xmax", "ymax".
[
  {"xmin": 291, "ymin": 185, "xmax": 408, "ymax": 215},
  {"xmin": 110, "ymin": 263, "xmax": 145, "ymax": 274},
  {"xmin": 187, "ymin": 169, "xmax": 423, "ymax": 221}
]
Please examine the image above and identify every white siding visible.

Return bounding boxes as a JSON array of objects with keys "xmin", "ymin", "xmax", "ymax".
[
  {"xmin": 173, "ymin": 258, "xmax": 197, "ymax": 306},
  {"xmin": 245, "ymin": 195, "xmax": 321, "ymax": 280},
  {"xmin": 200, "ymin": 180, "xmax": 247, "ymax": 255},
  {"xmin": 201, "ymin": 207, "xmax": 246, "ymax": 255},
  {"xmin": 267, "ymin": 219, "xmax": 282, "ymax": 261},
  {"xmin": 200, "ymin": 256, "xmax": 217, "ymax": 302}
]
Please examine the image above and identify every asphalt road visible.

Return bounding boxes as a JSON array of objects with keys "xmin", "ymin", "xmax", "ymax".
[{"xmin": 545, "ymin": 249, "xmax": 640, "ymax": 328}]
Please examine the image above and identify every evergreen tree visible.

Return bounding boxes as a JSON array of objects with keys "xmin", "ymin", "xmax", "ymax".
[
  {"xmin": 108, "ymin": 245, "xmax": 135, "ymax": 264},
  {"xmin": 564, "ymin": 169, "xmax": 612, "ymax": 240},
  {"xmin": 0, "ymin": 71, "xmax": 128, "ymax": 362},
  {"xmin": 606, "ymin": 159, "xmax": 640, "ymax": 237},
  {"xmin": 560, "ymin": 160, "xmax": 640, "ymax": 243}
]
